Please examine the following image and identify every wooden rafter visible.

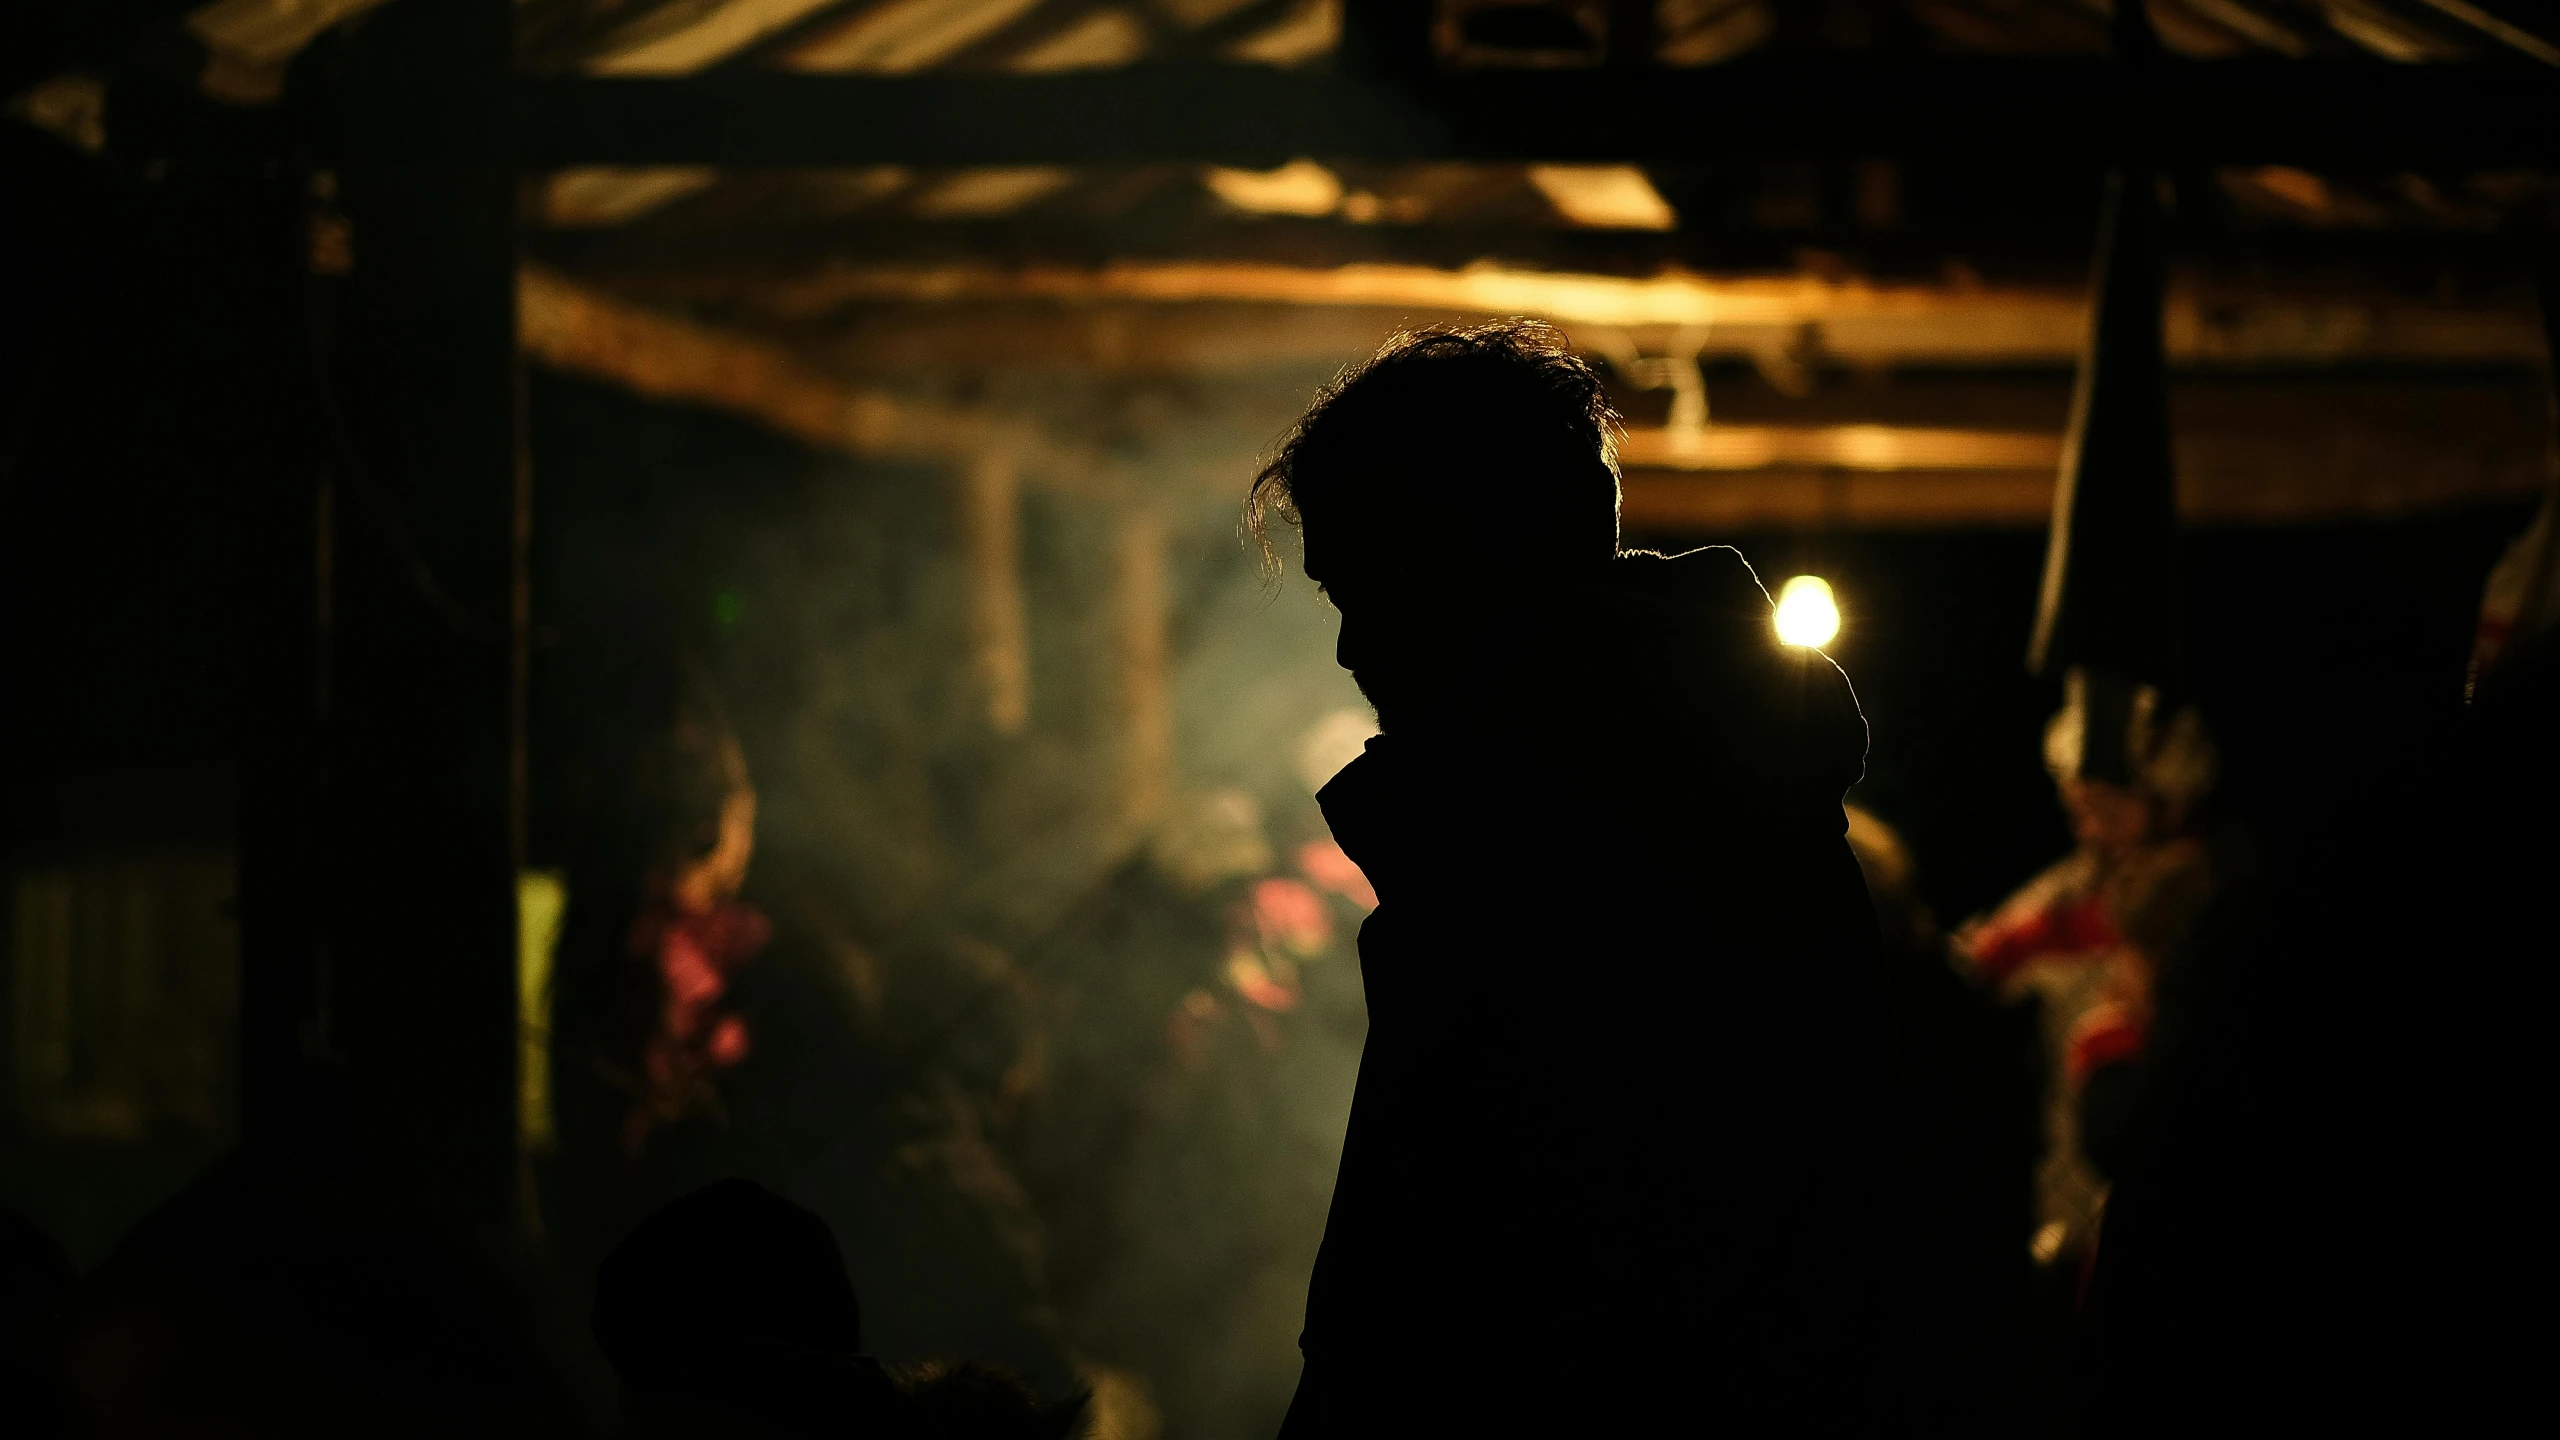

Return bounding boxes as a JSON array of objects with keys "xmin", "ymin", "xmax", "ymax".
[
  {"xmin": 1619, "ymin": 425, "xmax": 2060, "ymax": 472},
  {"xmin": 526, "ymin": 262, "xmax": 2549, "ymax": 532},
  {"xmin": 518, "ymin": 262, "xmax": 1104, "ymax": 480},
  {"xmin": 2411, "ymin": 0, "xmax": 2560, "ymax": 65},
  {"xmin": 515, "ymin": 59, "xmax": 2560, "ymax": 168},
  {"xmin": 606, "ymin": 258, "xmax": 2548, "ymax": 370}
]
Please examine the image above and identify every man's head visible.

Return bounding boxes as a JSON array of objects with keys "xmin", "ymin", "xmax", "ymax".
[
  {"xmin": 595, "ymin": 1180, "xmax": 917, "ymax": 1437},
  {"xmin": 1248, "ymin": 322, "xmax": 1623, "ymax": 729}
]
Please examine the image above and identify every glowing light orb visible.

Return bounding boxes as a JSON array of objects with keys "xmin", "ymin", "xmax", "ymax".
[{"xmin": 1774, "ymin": 575, "xmax": 1841, "ymax": 648}]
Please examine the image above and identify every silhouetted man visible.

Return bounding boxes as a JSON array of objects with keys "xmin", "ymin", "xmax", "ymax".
[{"xmin": 1256, "ymin": 324, "xmax": 1886, "ymax": 1435}]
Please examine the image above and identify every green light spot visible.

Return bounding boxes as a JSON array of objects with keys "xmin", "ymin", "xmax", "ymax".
[{"xmin": 713, "ymin": 591, "xmax": 743, "ymax": 625}]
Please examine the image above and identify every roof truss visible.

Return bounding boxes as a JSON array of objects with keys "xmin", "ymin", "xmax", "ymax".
[{"xmin": 513, "ymin": 58, "xmax": 2560, "ymax": 169}]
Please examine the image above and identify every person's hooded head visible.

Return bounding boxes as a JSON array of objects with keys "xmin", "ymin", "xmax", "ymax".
[{"xmin": 2043, "ymin": 667, "xmax": 2217, "ymax": 854}]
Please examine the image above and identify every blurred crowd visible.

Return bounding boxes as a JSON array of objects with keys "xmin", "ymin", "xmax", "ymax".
[
  {"xmin": 5, "ymin": 476, "xmax": 2555, "ymax": 1435},
  {"xmin": 0, "ymin": 1163, "xmax": 1102, "ymax": 1438}
]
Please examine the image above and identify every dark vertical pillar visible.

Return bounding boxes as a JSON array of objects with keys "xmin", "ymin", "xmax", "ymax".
[
  {"xmin": 1604, "ymin": 0, "xmax": 1659, "ymax": 67},
  {"xmin": 2027, "ymin": 168, "xmax": 2182, "ymax": 689},
  {"xmin": 244, "ymin": 0, "xmax": 521, "ymax": 1236},
  {"xmin": 1340, "ymin": 0, "xmax": 1436, "ymax": 84},
  {"xmin": 236, "ymin": 159, "xmax": 341, "ymax": 1177},
  {"xmin": 2113, "ymin": 0, "xmax": 2163, "ymax": 59}
]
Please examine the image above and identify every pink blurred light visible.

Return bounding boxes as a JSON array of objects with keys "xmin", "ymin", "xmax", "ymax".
[
  {"xmin": 1296, "ymin": 839, "xmax": 1378, "ymax": 910},
  {"xmin": 1226, "ymin": 952, "xmax": 1301, "ymax": 1012},
  {"xmin": 1253, "ymin": 876, "xmax": 1336, "ymax": 954}
]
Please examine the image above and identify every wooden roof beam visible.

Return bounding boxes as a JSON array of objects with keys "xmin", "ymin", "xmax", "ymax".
[
  {"xmin": 1620, "ymin": 450, "xmax": 2549, "ymax": 529},
  {"xmin": 512, "ymin": 59, "xmax": 2560, "ymax": 168},
  {"xmin": 1619, "ymin": 425, "xmax": 2061, "ymax": 471},
  {"xmin": 517, "ymin": 262, "xmax": 1114, "ymax": 486},
  {"xmin": 630, "ymin": 259, "xmax": 2548, "ymax": 369},
  {"xmin": 522, "ymin": 267, "xmax": 2549, "ymax": 529}
]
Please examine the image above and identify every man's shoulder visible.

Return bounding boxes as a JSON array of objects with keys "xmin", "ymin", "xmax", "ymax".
[
  {"xmin": 1598, "ymin": 546, "xmax": 1869, "ymax": 796},
  {"xmin": 1609, "ymin": 545, "xmax": 1773, "ymax": 620}
]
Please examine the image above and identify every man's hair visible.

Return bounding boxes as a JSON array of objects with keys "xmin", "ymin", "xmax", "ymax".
[{"xmin": 1246, "ymin": 320, "xmax": 1623, "ymax": 574}]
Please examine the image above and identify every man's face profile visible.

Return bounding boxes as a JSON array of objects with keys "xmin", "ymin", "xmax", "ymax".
[
  {"xmin": 1260, "ymin": 324, "xmax": 1620, "ymax": 736},
  {"xmin": 1300, "ymin": 475, "xmax": 1529, "ymax": 734}
]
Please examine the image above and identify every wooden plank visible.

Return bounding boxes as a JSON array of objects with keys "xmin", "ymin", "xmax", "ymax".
[
  {"xmin": 532, "ymin": 209, "xmax": 2543, "ymax": 291},
  {"xmin": 1623, "ymin": 415, "xmax": 2549, "ymax": 530},
  {"xmin": 514, "ymin": 60, "xmax": 2560, "ymax": 168},
  {"xmin": 1110, "ymin": 506, "xmax": 1173, "ymax": 841},
  {"xmin": 520, "ymin": 261, "xmax": 909, "ymax": 451},
  {"xmin": 519, "ymin": 262, "xmax": 1086, "ymax": 466},
  {"xmin": 1619, "ymin": 425, "xmax": 2062, "ymax": 471},
  {"xmin": 608, "ymin": 260, "xmax": 2546, "ymax": 370},
  {"xmin": 524, "ymin": 268, "xmax": 2549, "ymax": 529},
  {"xmin": 957, "ymin": 451, "xmax": 1033, "ymax": 736},
  {"xmin": 1623, "ymin": 470, "xmax": 2060, "ymax": 530}
]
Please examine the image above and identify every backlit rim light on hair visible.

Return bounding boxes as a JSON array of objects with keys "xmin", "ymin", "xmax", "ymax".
[{"xmin": 1774, "ymin": 575, "xmax": 1841, "ymax": 648}]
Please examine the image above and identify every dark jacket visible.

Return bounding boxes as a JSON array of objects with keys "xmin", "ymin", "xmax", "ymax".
[{"xmin": 1280, "ymin": 547, "xmax": 1884, "ymax": 1436}]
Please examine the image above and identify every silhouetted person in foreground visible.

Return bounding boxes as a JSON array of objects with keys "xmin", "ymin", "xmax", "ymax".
[
  {"xmin": 596, "ymin": 1179, "xmax": 920, "ymax": 1438},
  {"xmin": 1254, "ymin": 323, "xmax": 1886, "ymax": 1435},
  {"xmin": 596, "ymin": 1179, "xmax": 1089, "ymax": 1439},
  {"xmin": 1846, "ymin": 811, "xmax": 2042, "ymax": 1437},
  {"xmin": 60, "ymin": 1165, "xmax": 589, "ymax": 1438},
  {"xmin": 1, "ymin": 1209, "xmax": 74, "ymax": 1439}
]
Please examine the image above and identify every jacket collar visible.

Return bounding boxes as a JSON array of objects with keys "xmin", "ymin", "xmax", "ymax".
[{"xmin": 1315, "ymin": 735, "xmax": 1400, "ymax": 897}]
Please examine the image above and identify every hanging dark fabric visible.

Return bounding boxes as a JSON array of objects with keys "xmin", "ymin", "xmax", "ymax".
[{"xmin": 2028, "ymin": 169, "xmax": 2186, "ymax": 698}]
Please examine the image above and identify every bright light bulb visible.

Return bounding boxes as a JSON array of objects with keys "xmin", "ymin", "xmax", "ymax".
[{"xmin": 1774, "ymin": 575, "xmax": 1841, "ymax": 648}]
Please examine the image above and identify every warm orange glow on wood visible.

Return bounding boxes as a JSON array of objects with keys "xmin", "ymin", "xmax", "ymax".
[
  {"xmin": 522, "ymin": 266, "xmax": 2548, "ymax": 528},
  {"xmin": 1618, "ymin": 426, "xmax": 2063, "ymax": 472},
  {"xmin": 704, "ymin": 259, "xmax": 2545, "ymax": 368},
  {"xmin": 518, "ymin": 263, "xmax": 1077, "ymax": 471}
]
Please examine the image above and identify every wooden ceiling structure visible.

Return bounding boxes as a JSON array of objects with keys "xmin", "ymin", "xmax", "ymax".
[
  {"xmin": 16, "ymin": 3, "xmax": 2560, "ymax": 529},
  {"xmin": 8, "ymin": 0, "xmax": 2558, "ymax": 1239},
  {"xmin": 430, "ymin": 0, "xmax": 2560, "ymax": 530}
]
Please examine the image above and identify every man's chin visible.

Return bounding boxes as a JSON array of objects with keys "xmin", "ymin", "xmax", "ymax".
[
  {"xmin": 1350, "ymin": 673, "xmax": 1395, "ymax": 733},
  {"xmin": 1351, "ymin": 671, "xmax": 1474, "ymax": 737}
]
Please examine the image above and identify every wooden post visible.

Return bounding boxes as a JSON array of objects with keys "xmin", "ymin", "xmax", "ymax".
[
  {"xmin": 1605, "ymin": 0, "xmax": 1660, "ymax": 67},
  {"xmin": 1340, "ymin": 0, "xmax": 1436, "ymax": 84},
  {"xmin": 1110, "ymin": 505, "xmax": 1173, "ymax": 842},
  {"xmin": 957, "ymin": 451, "xmax": 1031, "ymax": 737},
  {"xmin": 240, "ymin": 0, "xmax": 523, "ymax": 1235},
  {"xmin": 236, "ymin": 167, "xmax": 344, "ymax": 1178}
]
